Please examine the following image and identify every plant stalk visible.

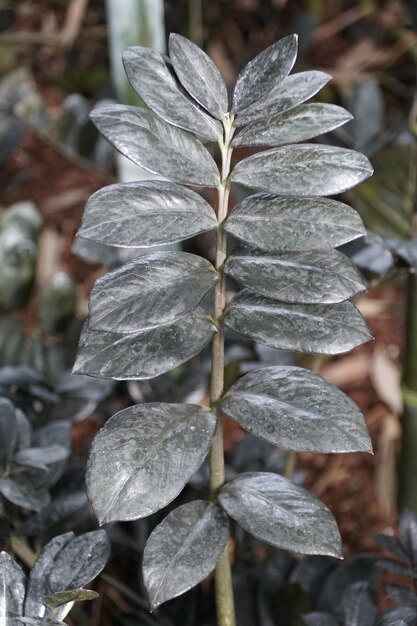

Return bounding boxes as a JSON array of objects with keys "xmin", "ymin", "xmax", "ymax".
[{"xmin": 209, "ymin": 114, "xmax": 236, "ymax": 626}]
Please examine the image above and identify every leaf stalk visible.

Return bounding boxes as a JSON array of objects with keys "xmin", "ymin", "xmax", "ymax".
[{"xmin": 209, "ymin": 114, "xmax": 236, "ymax": 626}]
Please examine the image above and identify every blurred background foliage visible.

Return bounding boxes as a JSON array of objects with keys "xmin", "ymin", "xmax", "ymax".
[{"xmin": 1, "ymin": 1, "xmax": 417, "ymax": 625}]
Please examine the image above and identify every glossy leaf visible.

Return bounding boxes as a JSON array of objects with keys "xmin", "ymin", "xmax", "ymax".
[
  {"xmin": 87, "ymin": 404, "xmax": 216, "ymax": 523},
  {"xmin": 225, "ymin": 194, "xmax": 365, "ymax": 253},
  {"xmin": 0, "ymin": 475, "xmax": 49, "ymax": 512},
  {"xmin": 46, "ymin": 532, "xmax": 109, "ymax": 594},
  {"xmin": 43, "ymin": 589, "xmax": 98, "ymax": 609},
  {"xmin": 122, "ymin": 46, "xmax": 221, "ymax": 141},
  {"xmin": 221, "ymin": 366, "xmax": 372, "ymax": 453},
  {"xmin": 233, "ymin": 103, "xmax": 352, "ymax": 148},
  {"xmin": 90, "ymin": 105, "xmax": 220, "ymax": 187},
  {"xmin": 78, "ymin": 181, "xmax": 217, "ymax": 248},
  {"xmin": 235, "ymin": 71, "xmax": 331, "ymax": 126},
  {"xmin": 225, "ymin": 290, "xmax": 372, "ymax": 355},
  {"xmin": 225, "ymin": 247, "xmax": 366, "ymax": 304},
  {"xmin": 89, "ymin": 252, "xmax": 218, "ymax": 333},
  {"xmin": 0, "ymin": 552, "xmax": 26, "ymax": 625},
  {"xmin": 169, "ymin": 34, "xmax": 228, "ymax": 119},
  {"xmin": 231, "ymin": 145, "xmax": 373, "ymax": 196},
  {"xmin": 73, "ymin": 308, "xmax": 216, "ymax": 380},
  {"xmin": 218, "ymin": 472, "xmax": 342, "ymax": 557},
  {"xmin": 143, "ymin": 500, "xmax": 229, "ymax": 609},
  {"xmin": 0, "ymin": 398, "xmax": 16, "ymax": 469},
  {"xmin": 17, "ymin": 619, "xmax": 66, "ymax": 626},
  {"xmin": 233, "ymin": 35, "xmax": 298, "ymax": 112},
  {"xmin": 25, "ymin": 532, "xmax": 74, "ymax": 619}
]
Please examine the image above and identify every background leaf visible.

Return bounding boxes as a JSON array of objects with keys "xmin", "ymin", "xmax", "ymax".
[
  {"xmin": 231, "ymin": 145, "xmax": 373, "ymax": 196},
  {"xmin": 233, "ymin": 35, "xmax": 298, "ymax": 111},
  {"xmin": 225, "ymin": 290, "xmax": 372, "ymax": 355},
  {"xmin": 87, "ymin": 404, "xmax": 216, "ymax": 523},
  {"xmin": 0, "ymin": 475, "xmax": 49, "ymax": 512},
  {"xmin": 221, "ymin": 366, "xmax": 371, "ymax": 453},
  {"xmin": 169, "ymin": 34, "xmax": 228, "ymax": 119},
  {"xmin": 122, "ymin": 46, "xmax": 222, "ymax": 141},
  {"xmin": 233, "ymin": 103, "xmax": 352, "ymax": 148},
  {"xmin": 143, "ymin": 500, "xmax": 229, "ymax": 609},
  {"xmin": 0, "ymin": 398, "xmax": 16, "ymax": 468},
  {"xmin": 78, "ymin": 181, "xmax": 217, "ymax": 248},
  {"xmin": 90, "ymin": 106, "xmax": 220, "ymax": 187},
  {"xmin": 89, "ymin": 252, "xmax": 218, "ymax": 333},
  {"xmin": 218, "ymin": 472, "xmax": 342, "ymax": 557},
  {"xmin": 225, "ymin": 194, "xmax": 365, "ymax": 252},
  {"xmin": 225, "ymin": 247, "xmax": 365, "ymax": 304},
  {"xmin": 73, "ymin": 308, "xmax": 216, "ymax": 380}
]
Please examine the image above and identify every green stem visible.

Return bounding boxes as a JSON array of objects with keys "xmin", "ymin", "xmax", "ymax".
[{"xmin": 209, "ymin": 114, "xmax": 236, "ymax": 626}]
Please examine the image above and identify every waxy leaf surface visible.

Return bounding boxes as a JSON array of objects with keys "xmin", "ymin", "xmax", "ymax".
[
  {"xmin": 235, "ymin": 71, "xmax": 331, "ymax": 126},
  {"xmin": 87, "ymin": 404, "xmax": 216, "ymax": 523},
  {"xmin": 0, "ymin": 552, "xmax": 26, "ymax": 625},
  {"xmin": 169, "ymin": 34, "xmax": 228, "ymax": 119},
  {"xmin": 221, "ymin": 366, "xmax": 371, "ymax": 452},
  {"xmin": 90, "ymin": 106, "xmax": 219, "ymax": 187},
  {"xmin": 225, "ymin": 290, "xmax": 372, "ymax": 355},
  {"xmin": 78, "ymin": 181, "xmax": 217, "ymax": 248},
  {"xmin": 225, "ymin": 247, "xmax": 366, "ymax": 304},
  {"xmin": 225, "ymin": 194, "xmax": 365, "ymax": 252},
  {"xmin": 231, "ymin": 145, "xmax": 373, "ymax": 196},
  {"xmin": 89, "ymin": 252, "xmax": 217, "ymax": 333},
  {"xmin": 233, "ymin": 103, "xmax": 352, "ymax": 147},
  {"xmin": 233, "ymin": 35, "xmax": 298, "ymax": 111},
  {"xmin": 218, "ymin": 472, "xmax": 342, "ymax": 556},
  {"xmin": 143, "ymin": 500, "xmax": 229, "ymax": 609},
  {"xmin": 14, "ymin": 445, "xmax": 69, "ymax": 471},
  {"xmin": 25, "ymin": 532, "xmax": 74, "ymax": 619},
  {"xmin": 122, "ymin": 47, "xmax": 221, "ymax": 141},
  {"xmin": 73, "ymin": 308, "xmax": 216, "ymax": 380}
]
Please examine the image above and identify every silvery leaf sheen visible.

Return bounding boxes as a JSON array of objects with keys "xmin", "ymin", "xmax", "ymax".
[{"xmin": 74, "ymin": 31, "xmax": 374, "ymax": 612}]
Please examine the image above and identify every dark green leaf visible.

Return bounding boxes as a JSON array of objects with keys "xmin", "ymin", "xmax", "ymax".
[
  {"xmin": 78, "ymin": 181, "xmax": 217, "ymax": 248},
  {"xmin": 233, "ymin": 103, "xmax": 352, "ymax": 148},
  {"xmin": 0, "ymin": 398, "xmax": 16, "ymax": 468},
  {"xmin": 87, "ymin": 403, "xmax": 216, "ymax": 523},
  {"xmin": 90, "ymin": 106, "xmax": 220, "ymax": 187},
  {"xmin": 221, "ymin": 366, "xmax": 371, "ymax": 453},
  {"xmin": 231, "ymin": 145, "xmax": 373, "ymax": 196},
  {"xmin": 122, "ymin": 46, "xmax": 222, "ymax": 140},
  {"xmin": 342, "ymin": 581, "xmax": 377, "ymax": 626},
  {"xmin": 89, "ymin": 252, "xmax": 218, "ymax": 333},
  {"xmin": 14, "ymin": 445, "xmax": 69, "ymax": 471},
  {"xmin": 43, "ymin": 589, "xmax": 99, "ymax": 609},
  {"xmin": 73, "ymin": 308, "xmax": 216, "ymax": 380},
  {"xmin": 143, "ymin": 500, "xmax": 229, "ymax": 609},
  {"xmin": 225, "ymin": 290, "xmax": 372, "ymax": 355},
  {"xmin": 25, "ymin": 532, "xmax": 75, "ymax": 619},
  {"xmin": 235, "ymin": 71, "xmax": 331, "ymax": 127},
  {"xmin": 218, "ymin": 472, "xmax": 342, "ymax": 557},
  {"xmin": 233, "ymin": 35, "xmax": 298, "ymax": 112},
  {"xmin": 225, "ymin": 248, "xmax": 366, "ymax": 304},
  {"xmin": 169, "ymin": 34, "xmax": 228, "ymax": 119},
  {"xmin": 0, "ymin": 475, "xmax": 49, "ymax": 512},
  {"xmin": 225, "ymin": 194, "xmax": 366, "ymax": 253},
  {"xmin": 0, "ymin": 552, "xmax": 26, "ymax": 625},
  {"xmin": 302, "ymin": 614, "xmax": 339, "ymax": 626},
  {"xmin": 46, "ymin": 531, "xmax": 110, "ymax": 594}
]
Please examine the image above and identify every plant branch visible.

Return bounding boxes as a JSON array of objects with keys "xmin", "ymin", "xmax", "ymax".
[{"xmin": 209, "ymin": 113, "xmax": 236, "ymax": 626}]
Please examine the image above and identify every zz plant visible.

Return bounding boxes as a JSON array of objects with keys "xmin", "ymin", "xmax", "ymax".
[{"xmin": 74, "ymin": 33, "xmax": 374, "ymax": 625}]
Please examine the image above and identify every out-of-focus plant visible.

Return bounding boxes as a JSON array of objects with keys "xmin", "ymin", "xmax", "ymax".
[
  {"xmin": 0, "ymin": 528, "xmax": 110, "ymax": 624},
  {"xmin": 73, "ymin": 33, "xmax": 374, "ymax": 624}
]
